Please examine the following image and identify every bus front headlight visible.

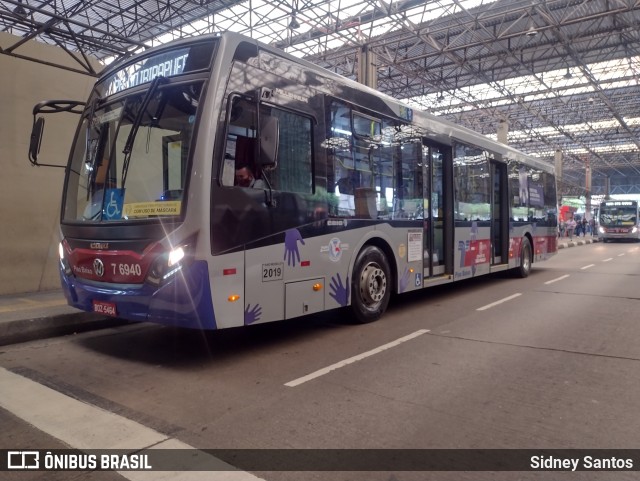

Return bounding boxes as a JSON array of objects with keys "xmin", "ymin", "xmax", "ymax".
[
  {"xmin": 146, "ymin": 245, "xmax": 192, "ymax": 286},
  {"xmin": 59, "ymin": 241, "xmax": 72, "ymax": 276},
  {"xmin": 168, "ymin": 247, "xmax": 185, "ymax": 267}
]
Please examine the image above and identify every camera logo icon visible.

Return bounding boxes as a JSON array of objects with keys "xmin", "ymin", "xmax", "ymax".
[{"xmin": 7, "ymin": 451, "xmax": 39, "ymax": 469}]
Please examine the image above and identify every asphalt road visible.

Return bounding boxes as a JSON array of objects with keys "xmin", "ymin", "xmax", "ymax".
[{"xmin": 2, "ymin": 241, "xmax": 640, "ymax": 481}]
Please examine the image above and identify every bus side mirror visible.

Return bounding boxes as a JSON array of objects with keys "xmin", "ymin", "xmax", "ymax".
[
  {"xmin": 260, "ymin": 115, "xmax": 279, "ymax": 168},
  {"xmin": 28, "ymin": 99, "xmax": 85, "ymax": 168},
  {"xmin": 29, "ymin": 117, "xmax": 45, "ymax": 165}
]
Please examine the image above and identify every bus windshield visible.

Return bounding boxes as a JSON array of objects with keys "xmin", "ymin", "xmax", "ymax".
[
  {"xmin": 599, "ymin": 203, "xmax": 637, "ymax": 226},
  {"xmin": 62, "ymin": 81, "xmax": 203, "ymax": 222}
]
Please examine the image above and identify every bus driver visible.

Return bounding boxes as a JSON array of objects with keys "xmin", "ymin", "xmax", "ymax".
[{"xmin": 235, "ymin": 164, "xmax": 265, "ymax": 189}]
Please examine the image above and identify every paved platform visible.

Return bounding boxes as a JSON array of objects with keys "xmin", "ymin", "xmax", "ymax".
[
  {"xmin": 0, "ymin": 290, "xmax": 127, "ymax": 347},
  {"xmin": 0, "ymin": 236, "xmax": 600, "ymax": 347},
  {"xmin": 557, "ymin": 234, "xmax": 599, "ymax": 249}
]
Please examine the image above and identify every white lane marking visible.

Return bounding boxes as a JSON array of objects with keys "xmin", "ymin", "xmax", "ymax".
[
  {"xmin": 602, "ymin": 258, "xmax": 613, "ymax": 262},
  {"xmin": 618, "ymin": 253, "xmax": 625, "ymax": 257},
  {"xmin": 476, "ymin": 293, "xmax": 522, "ymax": 311},
  {"xmin": 0, "ymin": 368, "xmax": 263, "ymax": 481},
  {"xmin": 581, "ymin": 264, "xmax": 595, "ymax": 270},
  {"xmin": 285, "ymin": 329, "xmax": 429, "ymax": 387},
  {"xmin": 544, "ymin": 274, "xmax": 570, "ymax": 285}
]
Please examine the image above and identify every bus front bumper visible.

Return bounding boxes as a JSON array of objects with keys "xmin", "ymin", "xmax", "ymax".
[{"xmin": 60, "ymin": 260, "xmax": 217, "ymax": 330}]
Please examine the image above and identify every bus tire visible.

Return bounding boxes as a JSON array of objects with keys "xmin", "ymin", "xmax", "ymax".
[
  {"xmin": 514, "ymin": 237, "xmax": 532, "ymax": 278},
  {"xmin": 350, "ymin": 245, "xmax": 391, "ymax": 323}
]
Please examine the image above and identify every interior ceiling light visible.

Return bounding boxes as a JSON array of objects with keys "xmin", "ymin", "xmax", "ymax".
[
  {"xmin": 289, "ymin": 0, "xmax": 300, "ymax": 30},
  {"xmin": 289, "ymin": 13, "xmax": 300, "ymax": 30},
  {"xmin": 564, "ymin": 68, "xmax": 572, "ymax": 79},
  {"xmin": 13, "ymin": 0, "xmax": 27, "ymax": 16},
  {"xmin": 525, "ymin": 15, "xmax": 537, "ymax": 37}
]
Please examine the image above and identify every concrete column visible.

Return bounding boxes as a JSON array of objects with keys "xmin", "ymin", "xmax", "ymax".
[
  {"xmin": 585, "ymin": 162, "xmax": 592, "ymax": 219},
  {"xmin": 554, "ymin": 149, "xmax": 562, "ymax": 183},
  {"xmin": 497, "ymin": 118, "xmax": 508, "ymax": 144},
  {"xmin": 357, "ymin": 44, "xmax": 377, "ymax": 89}
]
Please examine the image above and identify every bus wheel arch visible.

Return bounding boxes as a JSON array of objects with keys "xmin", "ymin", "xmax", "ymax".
[
  {"xmin": 514, "ymin": 235, "xmax": 533, "ymax": 278},
  {"xmin": 350, "ymin": 241, "xmax": 394, "ymax": 323}
]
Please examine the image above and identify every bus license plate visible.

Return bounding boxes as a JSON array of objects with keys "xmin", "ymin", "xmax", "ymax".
[{"xmin": 93, "ymin": 300, "xmax": 117, "ymax": 316}]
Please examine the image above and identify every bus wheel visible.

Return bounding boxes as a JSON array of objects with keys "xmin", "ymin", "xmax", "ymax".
[
  {"xmin": 515, "ymin": 237, "xmax": 532, "ymax": 278},
  {"xmin": 351, "ymin": 246, "xmax": 391, "ymax": 323}
]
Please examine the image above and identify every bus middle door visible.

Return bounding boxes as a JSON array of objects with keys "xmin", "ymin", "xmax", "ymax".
[
  {"xmin": 490, "ymin": 160, "xmax": 509, "ymax": 266},
  {"xmin": 422, "ymin": 142, "xmax": 449, "ymax": 278}
]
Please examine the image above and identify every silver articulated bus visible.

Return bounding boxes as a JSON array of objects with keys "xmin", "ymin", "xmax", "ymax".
[{"xmin": 29, "ymin": 32, "xmax": 558, "ymax": 329}]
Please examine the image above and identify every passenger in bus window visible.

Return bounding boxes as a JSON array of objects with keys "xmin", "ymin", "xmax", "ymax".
[{"xmin": 235, "ymin": 164, "xmax": 265, "ymax": 189}]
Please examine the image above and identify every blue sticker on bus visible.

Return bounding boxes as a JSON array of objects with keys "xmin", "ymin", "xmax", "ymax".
[
  {"xmin": 399, "ymin": 105, "xmax": 413, "ymax": 121},
  {"xmin": 103, "ymin": 188, "xmax": 125, "ymax": 220}
]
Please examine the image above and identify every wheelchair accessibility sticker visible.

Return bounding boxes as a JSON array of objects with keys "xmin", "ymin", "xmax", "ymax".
[{"xmin": 103, "ymin": 188, "xmax": 124, "ymax": 220}]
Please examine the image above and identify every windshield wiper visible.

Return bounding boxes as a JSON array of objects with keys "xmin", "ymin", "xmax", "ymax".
[
  {"xmin": 121, "ymin": 75, "xmax": 168, "ymax": 188},
  {"xmin": 84, "ymin": 97, "xmax": 110, "ymax": 200}
]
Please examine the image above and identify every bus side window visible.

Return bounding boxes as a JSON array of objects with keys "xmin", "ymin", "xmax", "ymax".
[
  {"xmin": 221, "ymin": 97, "xmax": 258, "ymax": 187},
  {"xmin": 233, "ymin": 135, "xmax": 257, "ymax": 183},
  {"xmin": 261, "ymin": 107, "xmax": 312, "ymax": 194}
]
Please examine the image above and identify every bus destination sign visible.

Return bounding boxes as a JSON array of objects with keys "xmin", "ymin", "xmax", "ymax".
[{"xmin": 104, "ymin": 48, "xmax": 190, "ymax": 96}]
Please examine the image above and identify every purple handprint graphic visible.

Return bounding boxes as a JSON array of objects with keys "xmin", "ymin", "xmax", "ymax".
[
  {"xmin": 329, "ymin": 273, "xmax": 350, "ymax": 307},
  {"xmin": 284, "ymin": 228, "xmax": 305, "ymax": 266},
  {"xmin": 244, "ymin": 303, "xmax": 262, "ymax": 325}
]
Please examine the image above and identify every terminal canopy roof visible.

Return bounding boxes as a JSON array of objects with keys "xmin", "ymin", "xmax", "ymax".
[{"xmin": 2, "ymin": 0, "xmax": 640, "ymax": 195}]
